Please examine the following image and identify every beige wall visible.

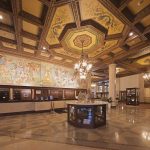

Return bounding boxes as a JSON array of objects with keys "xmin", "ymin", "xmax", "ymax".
[
  {"xmin": 144, "ymin": 88, "xmax": 150, "ymax": 103},
  {"xmin": 116, "ymin": 73, "xmax": 149, "ymax": 103},
  {"xmin": 117, "ymin": 74, "xmax": 139, "ymax": 92}
]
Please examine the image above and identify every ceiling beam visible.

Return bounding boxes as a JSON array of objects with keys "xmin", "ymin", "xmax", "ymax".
[
  {"xmin": 22, "ymin": 43, "xmax": 37, "ymax": 50},
  {"xmin": 49, "ymin": 44, "xmax": 62, "ymax": 49},
  {"xmin": 36, "ymin": 0, "xmax": 56, "ymax": 56},
  {"xmin": 117, "ymin": 62, "xmax": 144, "ymax": 73},
  {"xmin": 19, "ymin": 11, "xmax": 43, "ymax": 28},
  {"xmin": 104, "ymin": 40, "xmax": 150, "ymax": 64},
  {"xmin": 0, "ymin": 23, "xmax": 39, "ymax": 41},
  {"xmin": 21, "ymin": 30, "xmax": 40, "ymax": 41},
  {"xmin": 93, "ymin": 44, "xmax": 118, "ymax": 60},
  {"xmin": 143, "ymin": 25, "xmax": 150, "ymax": 35},
  {"xmin": 0, "ymin": 23, "xmax": 15, "ymax": 34},
  {"xmin": 0, "ymin": 0, "xmax": 13, "ymax": 16},
  {"xmin": 39, "ymin": 0, "xmax": 50, "ymax": 6},
  {"xmin": 0, "ymin": 36, "xmax": 17, "ymax": 45},
  {"xmin": 99, "ymin": 0, "xmax": 147, "ymax": 41},
  {"xmin": 118, "ymin": 25, "xmax": 130, "ymax": 46},
  {"xmin": 108, "ymin": 52, "xmax": 115, "ymax": 58},
  {"xmin": 117, "ymin": 72, "xmax": 137, "ymax": 78},
  {"xmin": 70, "ymin": 0, "xmax": 81, "ymax": 28},
  {"xmin": 92, "ymin": 72, "xmax": 107, "ymax": 77},
  {"xmin": 0, "ymin": 36, "xmax": 38, "ymax": 51},
  {"xmin": 53, "ymin": 52, "xmax": 77, "ymax": 62},
  {"xmin": 105, "ymin": 33, "xmax": 122, "ymax": 41},
  {"xmin": 133, "ymin": 4, "xmax": 150, "ymax": 24},
  {"xmin": 11, "ymin": 0, "xmax": 22, "ymax": 52},
  {"xmin": 127, "ymin": 53, "xmax": 150, "ymax": 62},
  {"xmin": 54, "ymin": 0, "xmax": 71, "ymax": 7},
  {"xmin": 119, "ymin": 0, "xmax": 131, "ymax": 11}
]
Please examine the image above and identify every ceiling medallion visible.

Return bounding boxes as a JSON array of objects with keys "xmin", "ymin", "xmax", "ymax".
[
  {"xmin": 73, "ymin": 34, "xmax": 92, "ymax": 48},
  {"xmin": 59, "ymin": 20, "xmax": 107, "ymax": 56},
  {"xmin": 74, "ymin": 39, "xmax": 92, "ymax": 79}
]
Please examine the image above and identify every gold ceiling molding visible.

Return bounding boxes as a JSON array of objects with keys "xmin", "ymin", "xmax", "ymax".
[
  {"xmin": 79, "ymin": 0, "xmax": 124, "ymax": 35},
  {"xmin": 61, "ymin": 25, "xmax": 106, "ymax": 54},
  {"xmin": 46, "ymin": 4, "xmax": 74, "ymax": 45}
]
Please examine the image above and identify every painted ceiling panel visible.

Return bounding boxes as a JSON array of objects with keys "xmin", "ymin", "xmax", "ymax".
[
  {"xmin": 23, "ymin": 37, "xmax": 37, "ymax": 46},
  {"xmin": 46, "ymin": 4, "xmax": 74, "ymax": 45},
  {"xmin": 136, "ymin": 56, "xmax": 150, "ymax": 65},
  {"xmin": 22, "ymin": 0, "xmax": 44, "ymax": 18},
  {"xmin": 2, "ymin": 42, "xmax": 16, "ymax": 49},
  {"xmin": 79, "ymin": 0, "xmax": 124, "ymax": 35},
  {"xmin": 141, "ymin": 15, "xmax": 150, "ymax": 27},
  {"xmin": 0, "ymin": 30, "xmax": 15, "ymax": 40},
  {"xmin": 23, "ymin": 21, "xmax": 39, "ymax": 35}
]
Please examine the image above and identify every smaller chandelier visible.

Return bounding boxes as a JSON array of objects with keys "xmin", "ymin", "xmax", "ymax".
[
  {"xmin": 143, "ymin": 72, "xmax": 150, "ymax": 82},
  {"xmin": 143, "ymin": 59, "xmax": 150, "ymax": 82},
  {"xmin": 74, "ymin": 40, "xmax": 92, "ymax": 79}
]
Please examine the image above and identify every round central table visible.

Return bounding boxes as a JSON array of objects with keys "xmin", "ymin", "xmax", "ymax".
[{"xmin": 66, "ymin": 101, "xmax": 107, "ymax": 128}]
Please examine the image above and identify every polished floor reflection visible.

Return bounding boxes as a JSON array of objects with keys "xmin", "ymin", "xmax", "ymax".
[{"xmin": 0, "ymin": 103, "xmax": 150, "ymax": 150}]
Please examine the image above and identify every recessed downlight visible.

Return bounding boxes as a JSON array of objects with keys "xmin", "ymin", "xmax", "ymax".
[
  {"xmin": 0, "ymin": 15, "xmax": 3, "ymax": 20},
  {"xmin": 42, "ymin": 46, "xmax": 46, "ymax": 50},
  {"xmin": 129, "ymin": 32, "xmax": 134, "ymax": 37}
]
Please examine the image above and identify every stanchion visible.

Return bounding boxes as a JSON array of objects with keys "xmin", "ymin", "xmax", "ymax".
[{"xmin": 49, "ymin": 96, "xmax": 56, "ymax": 114}]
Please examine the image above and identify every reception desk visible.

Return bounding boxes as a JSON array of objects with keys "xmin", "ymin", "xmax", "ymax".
[
  {"xmin": 67, "ymin": 101, "xmax": 107, "ymax": 128},
  {"xmin": 0, "ymin": 100, "xmax": 76, "ymax": 114}
]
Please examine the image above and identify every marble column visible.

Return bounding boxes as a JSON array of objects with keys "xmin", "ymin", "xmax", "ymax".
[
  {"xmin": 139, "ymin": 73, "xmax": 144, "ymax": 102},
  {"xmin": 9, "ymin": 88, "xmax": 13, "ymax": 100},
  {"xmin": 109, "ymin": 64, "xmax": 117, "ymax": 106},
  {"xmin": 86, "ymin": 73, "xmax": 92, "ymax": 95}
]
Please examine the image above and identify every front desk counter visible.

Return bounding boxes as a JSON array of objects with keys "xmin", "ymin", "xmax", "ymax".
[
  {"xmin": 67, "ymin": 101, "xmax": 107, "ymax": 128},
  {"xmin": 0, "ymin": 100, "xmax": 76, "ymax": 114}
]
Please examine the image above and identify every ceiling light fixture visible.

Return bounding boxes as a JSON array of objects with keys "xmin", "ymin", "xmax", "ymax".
[
  {"xmin": 137, "ymin": 0, "xmax": 144, "ymax": 6},
  {"xmin": 74, "ymin": 40, "xmax": 92, "ymax": 79},
  {"xmin": 129, "ymin": 32, "xmax": 134, "ymax": 37},
  {"xmin": 42, "ymin": 46, "xmax": 46, "ymax": 50},
  {"xmin": 91, "ymin": 82, "xmax": 96, "ymax": 87},
  {"xmin": 116, "ymin": 68, "xmax": 120, "ymax": 74},
  {"xmin": 0, "ymin": 15, "xmax": 3, "ymax": 20}
]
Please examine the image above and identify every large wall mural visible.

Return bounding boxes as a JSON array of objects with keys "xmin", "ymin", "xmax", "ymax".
[{"xmin": 0, "ymin": 53, "xmax": 81, "ymax": 88}]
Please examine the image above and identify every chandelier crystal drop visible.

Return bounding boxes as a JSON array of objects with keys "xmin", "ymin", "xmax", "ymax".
[{"xmin": 74, "ymin": 40, "xmax": 92, "ymax": 79}]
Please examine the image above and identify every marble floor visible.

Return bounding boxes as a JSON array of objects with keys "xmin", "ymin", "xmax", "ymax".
[{"xmin": 0, "ymin": 103, "xmax": 150, "ymax": 150}]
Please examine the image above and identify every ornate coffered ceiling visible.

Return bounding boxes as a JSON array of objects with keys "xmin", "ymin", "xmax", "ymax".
[{"xmin": 0, "ymin": 0, "xmax": 150, "ymax": 80}]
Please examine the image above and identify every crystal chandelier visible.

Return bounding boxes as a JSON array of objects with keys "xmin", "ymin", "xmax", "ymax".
[
  {"xmin": 143, "ymin": 72, "xmax": 150, "ymax": 82},
  {"xmin": 143, "ymin": 59, "xmax": 150, "ymax": 82},
  {"xmin": 74, "ymin": 40, "xmax": 92, "ymax": 79}
]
